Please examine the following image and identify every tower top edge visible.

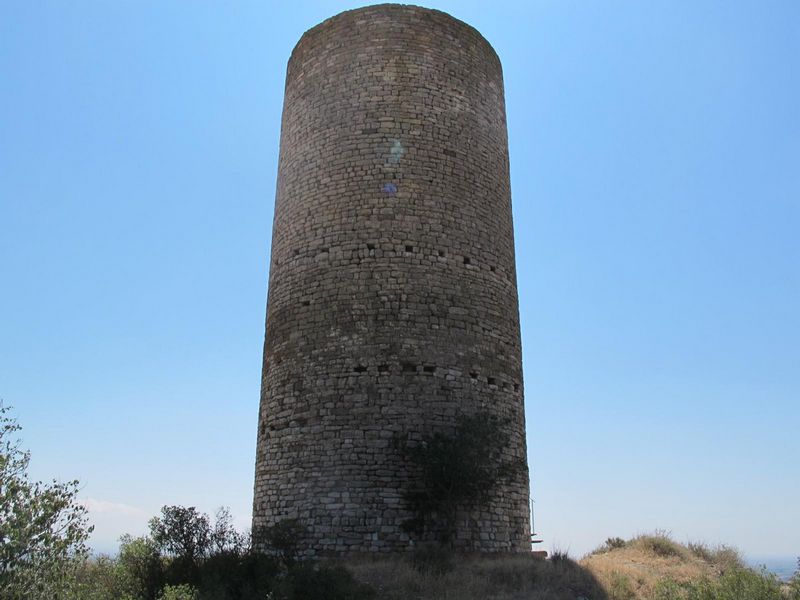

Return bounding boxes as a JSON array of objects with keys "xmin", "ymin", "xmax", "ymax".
[{"xmin": 288, "ymin": 4, "xmax": 501, "ymax": 69}]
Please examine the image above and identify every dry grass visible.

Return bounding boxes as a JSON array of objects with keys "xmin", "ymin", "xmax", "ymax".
[
  {"xmin": 342, "ymin": 551, "xmax": 607, "ymax": 600},
  {"xmin": 580, "ymin": 532, "xmax": 745, "ymax": 600},
  {"xmin": 326, "ymin": 534, "xmax": 767, "ymax": 600}
]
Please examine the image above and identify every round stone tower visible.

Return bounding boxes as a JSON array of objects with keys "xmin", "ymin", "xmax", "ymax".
[{"xmin": 253, "ymin": 4, "xmax": 530, "ymax": 554}]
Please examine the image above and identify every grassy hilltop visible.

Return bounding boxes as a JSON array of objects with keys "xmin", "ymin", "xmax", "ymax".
[{"xmin": 580, "ymin": 533, "xmax": 797, "ymax": 600}]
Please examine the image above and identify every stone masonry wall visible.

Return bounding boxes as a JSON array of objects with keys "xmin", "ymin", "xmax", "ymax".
[{"xmin": 253, "ymin": 4, "xmax": 530, "ymax": 554}]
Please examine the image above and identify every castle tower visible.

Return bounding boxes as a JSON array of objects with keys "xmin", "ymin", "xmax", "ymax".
[{"xmin": 253, "ymin": 4, "xmax": 530, "ymax": 554}]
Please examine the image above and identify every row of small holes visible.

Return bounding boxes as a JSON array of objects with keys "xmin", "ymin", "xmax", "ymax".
[
  {"xmin": 351, "ymin": 364, "xmax": 520, "ymax": 390},
  {"xmin": 352, "ymin": 363, "xmax": 437, "ymax": 374},
  {"xmin": 470, "ymin": 371, "xmax": 520, "ymax": 392},
  {"xmin": 290, "ymin": 245, "xmax": 499, "ymax": 273}
]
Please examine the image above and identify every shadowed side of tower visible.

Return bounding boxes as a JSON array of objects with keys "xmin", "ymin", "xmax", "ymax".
[{"xmin": 253, "ymin": 4, "xmax": 530, "ymax": 554}]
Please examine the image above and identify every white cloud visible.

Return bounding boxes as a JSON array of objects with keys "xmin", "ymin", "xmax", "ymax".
[{"xmin": 79, "ymin": 498, "xmax": 150, "ymax": 555}]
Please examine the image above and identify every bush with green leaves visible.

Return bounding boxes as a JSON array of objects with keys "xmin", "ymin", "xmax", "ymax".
[
  {"xmin": 71, "ymin": 535, "xmax": 164, "ymax": 600},
  {"xmin": 70, "ymin": 503, "xmax": 374, "ymax": 600},
  {"xmin": 653, "ymin": 567, "xmax": 791, "ymax": 600},
  {"xmin": 158, "ymin": 583, "xmax": 198, "ymax": 600},
  {"xmin": 591, "ymin": 537, "xmax": 628, "ymax": 555},
  {"xmin": 0, "ymin": 403, "xmax": 94, "ymax": 599},
  {"xmin": 605, "ymin": 537, "xmax": 627, "ymax": 550},
  {"xmin": 117, "ymin": 534, "xmax": 165, "ymax": 599},
  {"xmin": 788, "ymin": 558, "xmax": 800, "ymax": 600},
  {"xmin": 637, "ymin": 532, "xmax": 685, "ymax": 559},
  {"xmin": 400, "ymin": 410, "xmax": 525, "ymax": 546}
]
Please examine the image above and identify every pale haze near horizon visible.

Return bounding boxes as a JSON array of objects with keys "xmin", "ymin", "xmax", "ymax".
[{"xmin": 1, "ymin": 1, "xmax": 798, "ymax": 560}]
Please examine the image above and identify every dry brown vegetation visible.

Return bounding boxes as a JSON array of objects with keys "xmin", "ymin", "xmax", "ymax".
[
  {"xmin": 344, "ymin": 550, "xmax": 607, "ymax": 600},
  {"xmin": 580, "ymin": 532, "xmax": 745, "ymax": 599},
  {"xmin": 337, "ymin": 533, "xmax": 797, "ymax": 600}
]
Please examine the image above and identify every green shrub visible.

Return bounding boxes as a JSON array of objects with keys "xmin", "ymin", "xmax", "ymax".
[
  {"xmin": 117, "ymin": 534, "xmax": 165, "ymax": 599},
  {"xmin": 709, "ymin": 545, "xmax": 744, "ymax": 573},
  {"xmin": 790, "ymin": 558, "xmax": 800, "ymax": 600},
  {"xmin": 608, "ymin": 571, "xmax": 636, "ymax": 600},
  {"xmin": 0, "ymin": 404, "xmax": 93, "ymax": 600},
  {"xmin": 652, "ymin": 578, "xmax": 689, "ymax": 600},
  {"xmin": 605, "ymin": 537, "xmax": 627, "ymax": 551},
  {"xmin": 158, "ymin": 583, "xmax": 199, "ymax": 600},
  {"xmin": 715, "ymin": 567, "xmax": 784, "ymax": 600},
  {"xmin": 592, "ymin": 536, "xmax": 628, "ymax": 554},
  {"xmin": 654, "ymin": 568, "xmax": 786, "ymax": 600},
  {"xmin": 638, "ymin": 534, "xmax": 684, "ymax": 558},
  {"xmin": 685, "ymin": 542, "xmax": 743, "ymax": 573},
  {"xmin": 687, "ymin": 542, "xmax": 714, "ymax": 562},
  {"xmin": 72, "ymin": 555, "xmax": 124, "ymax": 600}
]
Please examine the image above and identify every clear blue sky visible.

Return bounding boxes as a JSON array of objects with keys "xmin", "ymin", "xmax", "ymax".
[{"xmin": 1, "ymin": 1, "xmax": 798, "ymax": 558}]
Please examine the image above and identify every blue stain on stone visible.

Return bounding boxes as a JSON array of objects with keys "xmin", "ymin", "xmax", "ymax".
[{"xmin": 382, "ymin": 182, "xmax": 397, "ymax": 194}]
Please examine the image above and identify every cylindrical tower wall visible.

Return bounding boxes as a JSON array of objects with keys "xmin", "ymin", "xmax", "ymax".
[{"xmin": 253, "ymin": 4, "xmax": 530, "ymax": 554}]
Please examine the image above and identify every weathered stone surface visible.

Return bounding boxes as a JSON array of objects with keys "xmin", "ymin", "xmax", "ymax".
[{"xmin": 252, "ymin": 3, "xmax": 530, "ymax": 554}]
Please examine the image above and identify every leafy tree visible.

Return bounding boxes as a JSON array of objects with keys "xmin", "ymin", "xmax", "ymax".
[
  {"xmin": 0, "ymin": 403, "xmax": 94, "ymax": 599},
  {"xmin": 149, "ymin": 505, "xmax": 211, "ymax": 563},
  {"xmin": 210, "ymin": 506, "xmax": 248, "ymax": 555},
  {"xmin": 400, "ymin": 410, "xmax": 525, "ymax": 546},
  {"xmin": 116, "ymin": 534, "xmax": 165, "ymax": 599}
]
